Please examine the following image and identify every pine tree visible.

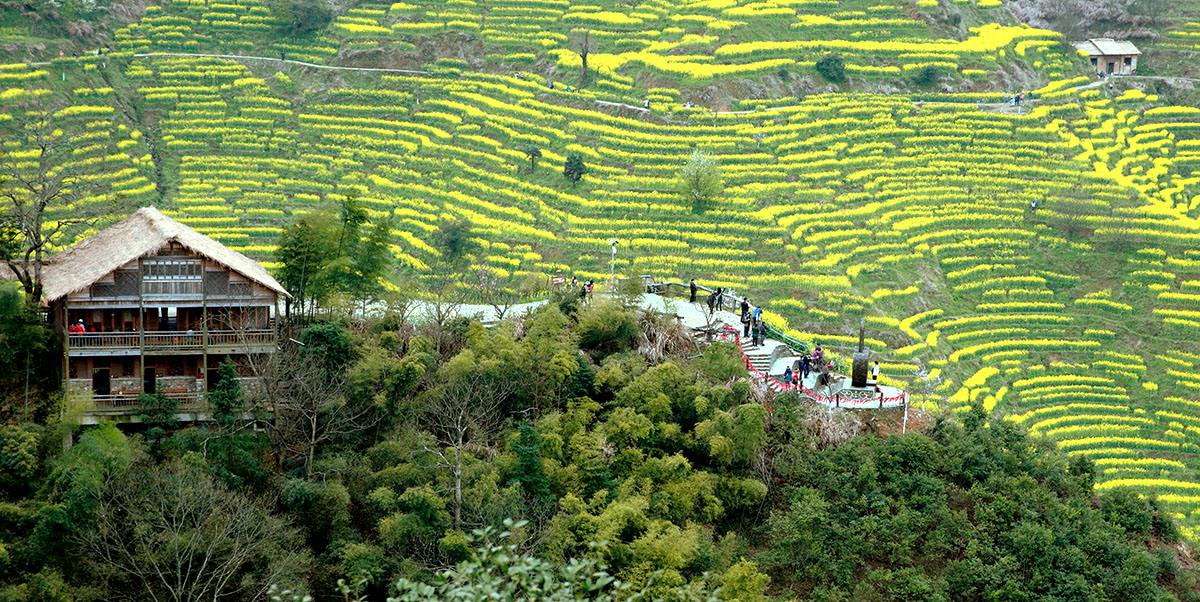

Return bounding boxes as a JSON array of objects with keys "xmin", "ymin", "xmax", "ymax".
[
  {"xmin": 209, "ymin": 360, "xmax": 244, "ymax": 428},
  {"xmin": 562, "ymin": 152, "xmax": 587, "ymax": 186},
  {"xmin": 509, "ymin": 421, "xmax": 551, "ymax": 502}
]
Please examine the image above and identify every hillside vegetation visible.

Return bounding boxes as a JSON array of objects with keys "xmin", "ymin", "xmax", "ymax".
[
  {"xmin": 2, "ymin": 304, "xmax": 1198, "ymax": 601},
  {"xmin": 6, "ymin": 0, "xmax": 1200, "ymax": 581}
]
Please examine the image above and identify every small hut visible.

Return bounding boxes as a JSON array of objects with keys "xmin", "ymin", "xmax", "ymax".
[{"xmin": 1072, "ymin": 38, "xmax": 1141, "ymax": 76}]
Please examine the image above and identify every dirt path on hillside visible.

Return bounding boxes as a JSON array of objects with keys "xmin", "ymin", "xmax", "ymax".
[
  {"xmin": 30, "ymin": 51, "xmax": 433, "ymax": 75},
  {"xmin": 33, "ymin": 51, "xmax": 1145, "ymax": 119}
]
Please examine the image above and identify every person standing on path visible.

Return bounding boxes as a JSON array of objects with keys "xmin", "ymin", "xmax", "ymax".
[
  {"xmin": 740, "ymin": 298, "xmax": 751, "ymax": 337},
  {"xmin": 800, "ymin": 352, "xmax": 811, "ymax": 381},
  {"xmin": 715, "ymin": 287, "xmax": 725, "ymax": 311},
  {"xmin": 689, "ymin": 278, "xmax": 698, "ymax": 303},
  {"xmin": 871, "ymin": 361, "xmax": 881, "ymax": 382},
  {"xmin": 706, "ymin": 290, "xmax": 717, "ymax": 313}
]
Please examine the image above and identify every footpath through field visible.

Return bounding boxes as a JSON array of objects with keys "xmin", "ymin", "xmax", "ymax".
[{"xmin": 30, "ymin": 51, "xmax": 1118, "ymax": 118}]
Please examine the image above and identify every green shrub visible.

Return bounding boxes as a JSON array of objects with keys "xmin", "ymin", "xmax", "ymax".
[
  {"xmin": 576, "ymin": 302, "xmax": 637, "ymax": 356},
  {"xmin": 815, "ymin": 54, "xmax": 846, "ymax": 83},
  {"xmin": 270, "ymin": 0, "xmax": 333, "ymax": 35},
  {"xmin": 911, "ymin": 65, "xmax": 944, "ymax": 87}
]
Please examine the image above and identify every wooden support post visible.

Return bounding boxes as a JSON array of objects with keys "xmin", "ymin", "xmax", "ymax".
[
  {"xmin": 201, "ymin": 259, "xmax": 209, "ymax": 400},
  {"xmin": 61, "ymin": 302, "xmax": 69, "ymax": 407},
  {"xmin": 138, "ymin": 258, "xmax": 145, "ymax": 393}
]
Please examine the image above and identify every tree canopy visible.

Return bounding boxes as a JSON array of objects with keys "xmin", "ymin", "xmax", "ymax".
[{"xmin": 1, "ymin": 303, "xmax": 1197, "ymax": 601}]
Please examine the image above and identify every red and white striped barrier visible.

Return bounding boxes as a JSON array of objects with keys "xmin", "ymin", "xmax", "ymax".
[{"xmin": 719, "ymin": 326, "xmax": 908, "ymax": 409}]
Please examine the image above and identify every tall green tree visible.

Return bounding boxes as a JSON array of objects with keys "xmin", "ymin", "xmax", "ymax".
[
  {"xmin": 276, "ymin": 211, "xmax": 339, "ymax": 315},
  {"xmin": 678, "ymin": 150, "xmax": 723, "ymax": 214},
  {"xmin": 348, "ymin": 210, "xmax": 396, "ymax": 313},
  {"xmin": 509, "ymin": 421, "xmax": 551, "ymax": 503},
  {"xmin": 0, "ymin": 281, "xmax": 50, "ymax": 419},
  {"xmin": 563, "ymin": 153, "xmax": 587, "ymax": 186},
  {"xmin": 210, "ymin": 360, "xmax": 245, "ymax": 427},
  {"xmin": 204, "ymin": 361, "xmax": 272, "ymax": 489},
  {"xmin": 432, "ymin": 218, "xmax": 477, "ymax": 271},
  {"xmin": 276, "ymin": 203, "xmax": 395, "ymax": 316}
]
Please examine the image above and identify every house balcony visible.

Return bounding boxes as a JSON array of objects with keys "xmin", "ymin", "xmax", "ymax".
[
  {"xmin": 67, "ymin": 329, "xmax": 277, "ymax": 356},
  {"xmin": 71, "ymin": 376, "xmax": 264, "ymax": 416}
]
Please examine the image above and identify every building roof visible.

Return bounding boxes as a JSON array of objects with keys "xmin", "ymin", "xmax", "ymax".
[
  {"xmin": 36, "ymin": 207, "xmax": 288, "ymax": 303},
  {"xmin": 1073, "ymin": 38, "xmax": 1141, "ymax": 56}
]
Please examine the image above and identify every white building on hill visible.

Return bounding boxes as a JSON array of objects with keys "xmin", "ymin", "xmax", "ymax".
[{"xmin": 1073, "ymin": 38, "xmax": 1141, "ymax": 76}]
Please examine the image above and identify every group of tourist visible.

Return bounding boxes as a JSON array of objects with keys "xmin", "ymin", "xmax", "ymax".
[
  {"xmin": 688, "ymin": 278, "xmax": 772, "ymax": 347},
  {"xmin": 566, "ymin": 276, "xmax": 594, "ymax": 302},
  {"xmin": 689, "ymin": 279, "xmax": 730, "ymax": 311},
  {"xmin": 685, "ymin": 278, "xmax": 886, "ymax": 392},
  {"xmin": 780, "ymin": 344, "xmax": 827, "ymax": 387},
  {"xmin": 739, "ymin": 297, "xmax": 768, "ymax": 347}
]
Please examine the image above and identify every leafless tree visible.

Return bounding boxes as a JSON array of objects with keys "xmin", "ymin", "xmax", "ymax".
[
  {"xmin": 82, "ymin": 460, "xmax": 307, "ymax": 602},
  {"xmin": 380, "ymin": 286, "xmax": 417, "ymax": 326},
  {"xmin": 697, "ymin": 293, "xmax": 723, "ymax": 343},
  {"xmin": 250, "ymin": 343, "xmax": 379, "ymax": 477},
  {"xmin": 577, "ymin": 29, "xmax": 591, "ymax": 84},
  {"xmin": 1009, "ymin": 0, "xmax": 1140, "ymax": 38},
  {"xmin": 421, "ymin": 372, "xmax": 514, "ymax": 530},
  {"xmin": 473, "ymin": 268, "xmax": 543, "ymax": 322},
  {"xmin": 636, "ymin": 306, "xmax": 697, "ymax": 364},
  {"xmin": 0, "ymin": 102, "xmax": 120, "ymax": 301},
  {"xmin": 425, "ymin": 280, "xmax": 468, "ymax": 356}
]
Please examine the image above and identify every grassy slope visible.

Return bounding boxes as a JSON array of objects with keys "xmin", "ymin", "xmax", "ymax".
[{"xmin": 5, "ymin": 0, "xmax": 1200, "ymax": 535}]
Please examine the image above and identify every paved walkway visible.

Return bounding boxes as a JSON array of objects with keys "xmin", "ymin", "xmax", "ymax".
[
  {"xmin": 640, "ymin": 293, "xmax": 907, "ymax": 409},
  {"xmin": 414, "ymin": 291, "xmax": 906, "ymax": 409}
]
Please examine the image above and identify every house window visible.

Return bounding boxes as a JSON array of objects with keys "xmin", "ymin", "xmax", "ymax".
[
  {"xmin": 143, "ymin": 259, "xmax": 203, "ymax": 295},
  {"xmin": 143, "ymin": 259, "xmax": 202, "ymax": 280},
  {"xmin": 1124, "ymin": 57, "xmax": 1132, "ymax": 67}
]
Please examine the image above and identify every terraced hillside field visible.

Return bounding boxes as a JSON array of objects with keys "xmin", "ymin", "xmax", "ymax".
[{"xmin": 6, "ymin": 0, "xmax": 1200, "ymax": 535}]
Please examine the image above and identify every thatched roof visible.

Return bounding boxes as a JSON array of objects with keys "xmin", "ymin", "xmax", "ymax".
[{"xmin": 37, "ymin": 207, "xmax": 288, "ymax": 303}]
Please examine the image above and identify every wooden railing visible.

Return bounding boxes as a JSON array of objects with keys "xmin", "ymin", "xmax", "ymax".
[
  {"xmin": 208, "ymin": 330, "xmax": 275, "ymax": 347},
  {"xmin": 90, "ymin": 390, "xmax": 205, "ymax": 411},
  {"xmin": 144, "ymin": 332, "xmax": 204, "ymax": 351},
  {"xmin": 69, "ymin": 330, "xmax": 275, "ymax": 352},
  {"xmin": 69, "ymin": 332, "xmax": 140, "ymax": 348}
]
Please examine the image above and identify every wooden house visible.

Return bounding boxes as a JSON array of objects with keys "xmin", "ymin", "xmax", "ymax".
[{"xmin": 30, "ymin": 207, "xmax": 288, "ymax": 418}]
